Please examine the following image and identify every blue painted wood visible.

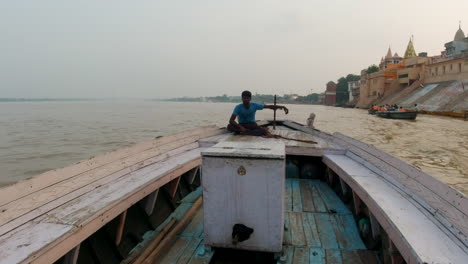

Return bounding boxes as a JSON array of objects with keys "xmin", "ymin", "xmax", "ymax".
[
  {"xmin": 284, "ymin": 212, "xmax": 292, "ymax": 245},
  {"xmin": 314, "ymin": 213, "xmax": 339, "ymax": 249},
  {"xmin": 292, "ymin": 179, "xmax": 303, "ymax": 212},
  {"xmin": 292, "ymin": 247, "xmax": 309, "ymax": 264},
  {"xmin": 341, "ymin": 250, "xmax": 363, "ymax": 264},
  {"xmin": 181, "ymin": 209, "xmax": 204, "ymax": 238},
  {"xmin": 282, "ymin": 246, "xmax": 294, "ymax": 264},
  {"xmin": 159, "ymin": 237, "xmax": 191, "ymax": 263},
  {"xmin": 337, "ymin": 215, "xmax": 366, "ymax": 250},
  {"xmin": 325, "ymin": 249, "xmax": 343, "ymax": 264},
  {"xmin": 176, "ymin": 237, "xmax": 203, "ymax": 264},
  {"xmin": 187, "ymin": 240, "xmax": 214, "ymax": 264},
  {"xmin": 300, "ymin": 179, "xmax": 315, "ymax": 212},
  {"xmin": 309, "ymin": 248, "xmax": 325, "ymax": 264},
  {"xmin": 285, "ymin": 179, "xmax": 293, "ymax": 212},
  {"xmin": 315, "ymin": 181, "xmax": 351, "ymax": 215},
  {"xmin": 303, "ymin": 213, "xmax": 321, "ymax": 248},
  {"xmin": 309, "ymin": 181, "xmax": 327, "ymax": 213},
  {"xmin": 289, "ymin": 212, "xmax": 306, "ymax": 246}
]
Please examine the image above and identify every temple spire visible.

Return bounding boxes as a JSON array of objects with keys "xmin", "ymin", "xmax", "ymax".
[
  {"xmin": 404, "ymin": 36, "xmax": 417, "ymax": 58},
  {"xmin": 386, "ymin": 47, "xmax": 392, "ymax": 58}
]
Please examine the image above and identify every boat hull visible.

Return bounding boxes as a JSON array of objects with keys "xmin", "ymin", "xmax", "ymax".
[{"xmin": 376, "ymin": 111, "xmax": 417, "ymax": 120}]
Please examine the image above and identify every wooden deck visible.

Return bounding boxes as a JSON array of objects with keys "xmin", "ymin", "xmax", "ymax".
[{"xmin": 158, "ymin": 179, "xmax": 378, "ymax": 264}]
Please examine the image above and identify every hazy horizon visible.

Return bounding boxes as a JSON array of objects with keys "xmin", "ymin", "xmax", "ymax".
[{"xmin": 1, "ymin": 1, "xmax": 467, "ymax": 99}]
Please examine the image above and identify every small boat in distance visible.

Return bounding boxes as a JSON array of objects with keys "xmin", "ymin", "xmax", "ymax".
[{"xmin": 376, "ymin": 111, "xmax": 418, "ymax": 120}]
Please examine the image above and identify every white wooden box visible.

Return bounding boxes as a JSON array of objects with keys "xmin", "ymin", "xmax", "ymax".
[{"xmin": 201, "ymin": 141, "xmax": 285, "ymax": 252}]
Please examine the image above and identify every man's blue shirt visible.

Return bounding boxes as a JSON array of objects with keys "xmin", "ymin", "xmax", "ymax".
[{"xmin": 233, "ymin": 102, "xmax": 264, "ymax": 124}]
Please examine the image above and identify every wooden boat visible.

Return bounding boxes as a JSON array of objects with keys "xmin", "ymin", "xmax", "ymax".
[
  {"xmin": 0, "ymin": 120, "xmax": 467, "ymax": 264},
  {"xmin": 376, "ymin": 111, "xmax": 418, "ymax": 120}
]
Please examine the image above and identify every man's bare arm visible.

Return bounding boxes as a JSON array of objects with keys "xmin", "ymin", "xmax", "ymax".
[
  {"xmin": 264, "ymin": 104, "xmax": 289, "ymax": 114},
  {"xmin": 229, "ymin": 114, "xmax": 247, "ymax": 132}
]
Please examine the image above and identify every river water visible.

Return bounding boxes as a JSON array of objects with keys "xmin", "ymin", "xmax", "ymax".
[{"xmin": 1, "ymin": 101, "xmax": 467, "ymax": 195}]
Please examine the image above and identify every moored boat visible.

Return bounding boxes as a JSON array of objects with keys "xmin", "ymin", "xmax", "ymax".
[
  {"xmin": 0, "ymin": 119, "xmax": 466, "ymax": 264},
  {"xmin": 376, "ymin": 111, "xmax": 418, "ymax": 120}
]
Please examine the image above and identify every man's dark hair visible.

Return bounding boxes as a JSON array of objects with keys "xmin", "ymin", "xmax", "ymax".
[{"xmin": 241, "ymin": 90, "xmax": 252, "ymax": 98}]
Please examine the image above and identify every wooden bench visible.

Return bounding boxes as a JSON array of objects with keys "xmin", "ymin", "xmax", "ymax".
[
  {"xmin": 323, "ymin": 153, "xmax": 468, "ymax": 264},
  {"xmin": 0, "ymin": 127, "xmax": 223, "ymax": 264}
]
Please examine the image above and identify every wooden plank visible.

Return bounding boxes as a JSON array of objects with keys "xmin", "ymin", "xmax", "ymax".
[
  {"xmin": 187, "ymin": 242, "xmax": 214, "ymax": 264},
  {"xmin": 285, "ymin": 146, "xmax": 346, "ymax": 157},
  {"xmin": 341, "ymin": 250, "xmax": 363, "ymax": 264},
  {"xmin": 281, "ymin": 245, "xmax": 294, "ymax": 264},
  {"xmin": 288, "ymin": 212, "xmax": 307, "ymax": 246},
  {"xmin": 309, "ymin": 248, "xmax": 325, "ymax": 264},
  {"xmin": 310, "ymin": 183, "xmax": 327, "ymax": 213},
  {"xmin": 352, "ymin": 191, "xmax": 362, "ymax": 216},
  {"xmin": 184, "ymin": 167, "xmax": 199, "ymax": 185},
  {"xmin": 285, "ymin": 179, "xmax": 293, "ymax": 212},
  {"xmin": 292, "ymin": 179, "xmax": 303, "ymax": 212},
  {"xmin": 165, "ymin": 176, "xmax": 182, "ymax": 199},
  {"xmin": 389, "ymin": 240, "xmax": 405, "ymax": 264},
  {"xmin": 285, "ymin": 121, "xmax": 468, "ymax": 248},
  {"xmin": 315, "ymin": 181, "xmax": 350, "ymax": 215},
  {"xmin": 115, "ymin": 210, "xmax": 127, "ymax": 246},
  {"xmin": 324, "ymin": 157, "xmax": 468, "ymax": 264},
  {"xmin": 0, "ymin": 126, "xmax": 221, "ymax": 207},
  {"xmin": 60, "ymin": 244, "xmax": 80, "ymax": 264},
  {"xmin": 140, "ymin": 189, "xmax": 159, "ymax": 216},
  {"xmin": 336, "ymin": 214, "xmax": 366, "ymax": 250},
  {"xmin": 159, "ymin": 236, "xmax": 191, "ymax": 263},
  {"xmin": 283, "ymin": 212, "xmax": 292, "ymax": 245},
  {"xmin": 340, "ymin": 141, "xmax": 468, "ymax": 244},
  {"xmin": 325, "ymin": 249, "xmax": 342, "ymax": 264},
  {"xmin": 21, "ymin": 155, "xmax": 202, "ymax": 264},
  {"xmin": 289, "ymin": 212, "xmax": 306, "ymax": 246},
  {"xmin": 356, "ymin": 250, "xmax": 379, "ymax": 264},
  {"xmin": 292, "ymin": 247, "xmax": 309, "ymax": 264},
  {"xmin": 302, "ymin": 213, "xmax": 321, "ymax": 248},
  {"xmin": 369, "ymin": 212, "xmax": 380, "ymax": 240},
  {"xmin": 176, "ymin": 237, "xmax": 203, "ymax": 264},
  {"xmin": 345, "ymin": 150, "xmax": 468, "ymax": 249},
  {"xmin": 314, "ymin": 213, "xmax": 339, "ymax": 249},
  {"xmin": 181, "ymin": 209, "xmax": 204, "ymax": 238},
  {"xmin": 334, "ymin": 132, "xmax": 468, "ymax": 217},
  {"xmin": 300, "ymin": 180, "xmax": 315, "ymax": 212},
  {"xmin": 0, "ymin": 142, "xmax": 199, "ymax": 237}
]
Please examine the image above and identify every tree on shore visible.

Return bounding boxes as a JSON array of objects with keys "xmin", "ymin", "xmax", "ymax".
[
  {"xmin": 366, "ymin": 64, "xmax": 379, "ymax": 74},
  {"xmin": 336, "ymin": 74, "xmax": 361, "ymax": 104}
]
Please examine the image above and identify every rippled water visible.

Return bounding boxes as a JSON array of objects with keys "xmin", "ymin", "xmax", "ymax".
[{"xmin": 1, "ymin": 101, "xmax": 467, "ymax": 195}]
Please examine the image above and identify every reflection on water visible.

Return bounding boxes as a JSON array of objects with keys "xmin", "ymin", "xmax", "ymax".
[{"xmin": 1, "ymin": 101, "xmax": 467, "ymax": 195}]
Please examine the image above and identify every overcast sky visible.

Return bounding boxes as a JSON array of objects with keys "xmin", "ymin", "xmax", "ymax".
[{"xmin": 1, "ymin": 1, "xmax": 467, "ymax": 98}]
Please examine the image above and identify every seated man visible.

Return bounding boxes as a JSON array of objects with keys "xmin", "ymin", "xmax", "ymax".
[{"xmin": 227, "ymin": 90, "xmax": 289, "ymax": 136}]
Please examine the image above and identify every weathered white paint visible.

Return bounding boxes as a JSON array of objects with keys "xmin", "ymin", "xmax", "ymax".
[
  {"xmin": 0, "ymin": 126, "xmax": 222, "ymax": 207},
  {"xmin": 0, "ymin": 149, "xmax": 203, "ymax": 264},
  {"xmin": 323, "ymin": 154, "xmax": 468, "ymax": 264},
  {"xmin": 0, "ymin": 142, "xmax": 199, "ymax": 237},
  {"xmin": 202, "ymin": 141, "xmax": 285, "ymax": 159},
  {"xmin": 202, "ymin": 141, "xmax": 285, "ymax": 252},
  {"xmin": 331, "ymin": 133, "xmax": 468, "ymax": 243}
]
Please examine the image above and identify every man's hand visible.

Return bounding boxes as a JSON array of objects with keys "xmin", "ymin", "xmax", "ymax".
[{"xmin": 239, "ymin": 125, "xmax": 247, "ymax": 133}]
